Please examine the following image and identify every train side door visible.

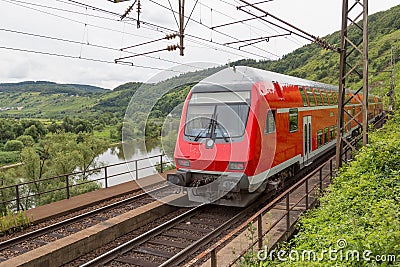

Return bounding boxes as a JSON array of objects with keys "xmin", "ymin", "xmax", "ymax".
[{"xmin": 303, "ymin": 116, "xmax": 312, "ymax": 165}]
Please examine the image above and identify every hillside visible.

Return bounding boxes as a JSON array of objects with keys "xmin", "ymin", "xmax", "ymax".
[
  {"xmin": 0, "ymin": 4, "xmax": 398, "ymax": 120},
  {"xmin": 97, "ymin": 3, "xmax": 400, "ymax": 118},
  {"xmin": 237, "ymin": 4, "xmax": 400, "ymax": 104},
  {"xmin": 0, "ymin": 81, "xmax": 108, "ymax": 118},
  {"xmin": 0, "ymin": 81, "xmax": 106, "ymax": 94}
]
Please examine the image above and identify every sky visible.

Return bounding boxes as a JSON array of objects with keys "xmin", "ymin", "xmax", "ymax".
[{"xmin": 0, "ymin": 0, "xmax": 398, "ymax": 89}]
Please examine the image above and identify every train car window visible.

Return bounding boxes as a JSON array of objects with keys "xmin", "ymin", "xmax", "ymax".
[
  {"xmin": 306, "ymin": 88, "xmax": 316, "ymax": 107},
  {"xmin": 265, "ymin": 110, "xmax": 276, "ymax": 134},
  {"xmin": 185, "ymin": 91, "xmax": 251, "ymax": 140},
  {"xmin": 317, "ymin": 129, "xmax": 323, "ymax": 148},
  {"xmin": 330, "ymin": 125, "xmax": 335, "ymax": 140},
  {"xmin": 289, "ymin": 108, "xmax": 298, "ymax": 132},
  {"xmin": 299, "ymin": 87, "xmax": 308, "ymax": 107},
  {"xmin": 322, "ymin": 91, "xmax": 329, "ymax": 105},
  {"xmin": 324, "ymin": 127, "xmax": 329, "ymax": 144},
  {"xmin": 315, "ymin": 89, "xmax": 323, "ymax": 106}
]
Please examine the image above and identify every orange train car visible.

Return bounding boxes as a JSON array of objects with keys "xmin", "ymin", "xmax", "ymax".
[{"xmin": 167, "ymin": 66, "xmax": 383, "ymax": 206}]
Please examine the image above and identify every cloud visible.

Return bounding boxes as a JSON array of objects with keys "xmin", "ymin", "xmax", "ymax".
[{"xmin": 0, "ymin": 0, "xmax": 397, "ymax": 88}]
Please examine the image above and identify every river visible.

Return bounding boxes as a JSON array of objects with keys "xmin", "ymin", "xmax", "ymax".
[{"xmin": 90, "ymin": 139, "xmax": 171, "ymax": 187}]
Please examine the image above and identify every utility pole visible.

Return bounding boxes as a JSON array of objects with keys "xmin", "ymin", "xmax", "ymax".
[
  {"xmin": 336, "ymin": 0, "xmax": 369, "ymax": 168},
  {"xmin": 388, "ymin": 47, "xmax": 396, "ymax": 112},
  {"xmin": 179, "ymin": 0, "xmax": 185, "ymax": 56}
]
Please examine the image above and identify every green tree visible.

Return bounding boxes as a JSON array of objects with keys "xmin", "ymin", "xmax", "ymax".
[
  {"xmin": 0, "ymin": 169, "xmax": 18, "ymax": 212},
  {"xmin": 20, "ymin": 147, "xmax": 42, "ymax": 209},
  {"xmin": 4, "ymin": 140, "xmax": 24, "ymax": 151},
  {"xmin": 75, "ymin": 133, "xmax": 107, "ymax": 175},
  {"xmin": 47, "ymin": 122, "xmax": 62, "ymax": 133},
  {"xmin": 23, "ymin": 125, "xmax": 39, "ymax": 142},
  {"xmin": 16, "ymin": 135, "xmax": 35, "ymax": 147},
  {"xmin": 15, "ymin": 132, "xmax": 105, "ymax": 208},
  {"xmin": 0, "ymin": 119, "xmax": 16, "ymax": 143}
]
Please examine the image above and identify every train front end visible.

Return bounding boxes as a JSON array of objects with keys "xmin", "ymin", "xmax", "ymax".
[{"xmin": 167, "ymin": 78, "xmax": 260, "ymax": 207}]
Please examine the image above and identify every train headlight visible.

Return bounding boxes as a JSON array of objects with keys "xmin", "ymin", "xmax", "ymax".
[
  {"xmin": 177, "ymin": 158, "xmax": 190, "ymax": 167},
  {"xmin": 206, "ymin": 139, "xmax": 214, "ymax": 149},
  {"xmin": 228, "ymin": 162, "xmax": 245, "ymax": 170}
]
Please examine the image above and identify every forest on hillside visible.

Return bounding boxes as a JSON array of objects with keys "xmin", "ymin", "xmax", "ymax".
[{"xmin": 0, "ymin": 4, "xmax": 398, "ymax": 167}]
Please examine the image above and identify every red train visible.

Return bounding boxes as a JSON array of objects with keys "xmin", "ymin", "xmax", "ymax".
[{"xmin": 167, "ymin": 66, "xmax": 383, "ymax": 206}]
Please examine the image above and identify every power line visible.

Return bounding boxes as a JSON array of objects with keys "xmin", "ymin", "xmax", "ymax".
[
  {"xmin": 1, "ymin": 0, "xmax": 278, "ymax": 61},
  {"xmin": 63, "ymin": 0, "xmax": 279, "ymax": 59},
  {"xmin": 237, "ymin": 0, "xmax": 338, "ymax": 52},
  {"xmin": 199, "ymin": 1, "xmax": 274, "ymax": 38},
  {"xmin": 2, "ymin": 0, "xmax": 156, "ymax": 40},
  {"xmin": 146, "ymin": 0, "xmax": 278, "ymax": 58},
  {"xmin": 0, "ymin": 45, "xmax": 182, "ymax": 73},
  {"xmin": 0, "ymin": 27, "xmax": 200, "ymax": 70},
  {"xmin": 58, "ymin": 0, "xmax": 276, "ymax": 59},
  {"xmin": 218, "ymin": 0, "xmax": 305, "ymax": 47}
]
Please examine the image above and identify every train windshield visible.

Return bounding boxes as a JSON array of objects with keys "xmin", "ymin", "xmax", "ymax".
[{"xmin": 184, "ymin": 91, "xmax": 250, "ymax": 140}]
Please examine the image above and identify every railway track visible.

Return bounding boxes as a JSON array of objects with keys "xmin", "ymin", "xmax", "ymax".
[
  {"xmin": 78, "ymin": 145, "xmax": 339, "ymax": 267},
  {"xmin": 80, "ymin": 204, "xmax": 248, "ymax": 267},
  {"xmin": 0, "ymin": 184, "xmax": 178, "ymax": 261}
]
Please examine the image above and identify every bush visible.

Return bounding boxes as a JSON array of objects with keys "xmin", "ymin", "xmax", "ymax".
[
  {"xmin": 16, "ymin": 135, "xmax": 35, "ymax": 147},
  {"xmin": 259, "ymin": 113, "xmax": 400, "ymax": 266},
  {"xmin": 0, "ymin": 151, "xmax": 20, "ymax": 165},
  {"xmin": 0, "ymin": 209, "xmax": 32, "ymax": 235},
  {"xmin": 4, "ymin": 140, "xmax": 24, "ymax": 151}
]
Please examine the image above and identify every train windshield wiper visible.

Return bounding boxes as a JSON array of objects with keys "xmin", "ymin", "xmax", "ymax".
[
  {"xmin": 194, "ymin": 106, "xmax": 217, "ymax": 142},
  {"xmin": 215, "ymin": 123, "xmax": 230, "ymax": 142},
  {"xmin": 193, "ymin": 128, "xmax": 206, "ymax": 141}
]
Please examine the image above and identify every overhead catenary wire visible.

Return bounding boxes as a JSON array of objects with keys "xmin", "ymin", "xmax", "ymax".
[
  {"xmin": 0, "ymin": 0, "xmax": 196, "ymax": 68},
  {"xmin": 184, "ymin": 0, "xmax": 200, "ymax": 30},
  {"xmin": 217, "ymin": 0, "xmax": 305, "ymax": 46},
  {"xmin": 211, "ymin": 15, "xmax": 268, "ymax": 30},
  {"xmin": 0, "ymin": 0, "xmax": 343, "ymax": 83},
  {"xmin": 224, "ymin": 33, "xmax": 290, "ymax": 45},
  {"xmin": 237, "ymin": 0, "xmax": 338, "ymax": 52},
  {"xmin": 0, "ymin": 27, "xmax": 199, "ymax": 69},
  {"xmin": 237, "ymin": 0, "xmax": 273, "ymax": 9},
  {"xmin": 146, "ymin": 0, "xmax": 279, "ymax": 58},
  {"xmin": 53, "ymin": 0, "xmax": 278, "ymax": 59},
  {"xmin": 0, "ymin": 45, "xmax": 183, "ymax": 73},
  {"xmin": 2, "ymin": 0, "xmax": 272, "ymax": 63},
  {"xmin": 237, "ymin": 8, "xmax": 314, "ymax": 43},
  {"xmin": 1, "ymin": 0, "xmax": 279, "ymax": 63},
  {"xmin": 64, "ymin": 0, "xmax": 280, "ymax": 59},
  {"xmin": 115, "ymin": 45, "xmax": 179, "ymax": 61},
  {"xmin": 120, "ymin": 33, "xmax": 177, "ymax": 51},
  {"xmin": 120, "ymin": 0, "xmax": 137, "ymax": 20},
  {"xmin": 167, "ymin": 0, "xmax": 180, "ymax": 28},
  {"xmin": 1, "ymin": 0, "xmax": 158, "ymax": 40}
]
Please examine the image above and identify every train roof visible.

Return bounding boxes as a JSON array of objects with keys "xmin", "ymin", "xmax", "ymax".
[
  {"xmin": 195, "ymin": 66, "xmax": 338, "ymax": 91},
  {"xmin": 193, "ymin": 66, "xmax": 380, "ymax": 100}
]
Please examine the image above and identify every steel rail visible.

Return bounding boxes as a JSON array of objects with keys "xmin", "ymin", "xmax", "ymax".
[
  {"xmin": 80, "ymin": 143, "xmax": 339, "ymax": 267},
  {"xmin": 80, "ymin": 205, "xmax": 205, "ymax": 266},
  {"xmin": 81, "ymin": 176, "xmax": 296, "ymax": 267},
  {"xmin": 159, "ymin": 193, "xmax": 275, "ymax": 267},
  {"xmin": 0, "ymin": 184, "xmax": 169, "ymax": 251}
]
